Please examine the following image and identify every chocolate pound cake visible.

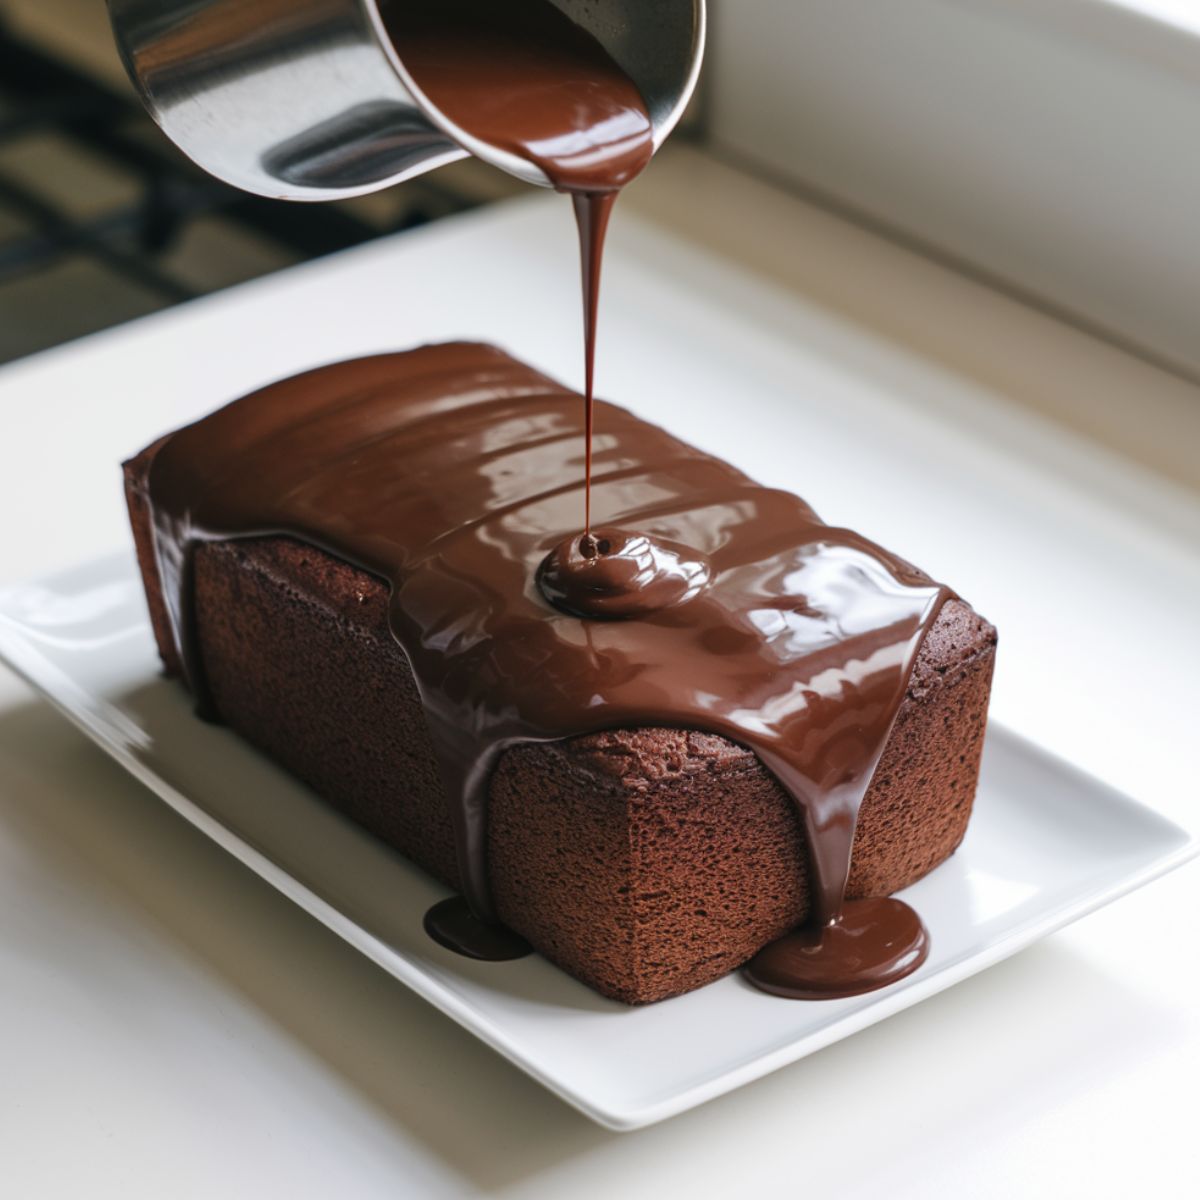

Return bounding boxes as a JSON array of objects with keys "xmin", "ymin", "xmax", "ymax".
[{"xmin": 124, "ymin": 343, "xmax": 996, "ymax": 1004}]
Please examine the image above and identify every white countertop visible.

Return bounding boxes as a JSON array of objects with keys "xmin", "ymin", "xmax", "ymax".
[{"xmin": 1, "ymin": 148, "xmax": 1197, "ymax": 1198}]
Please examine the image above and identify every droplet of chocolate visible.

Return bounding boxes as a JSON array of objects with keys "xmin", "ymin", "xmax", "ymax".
[{"xmin": 745, "ymin": 897, "xmax": 929, "ymax": 1000}]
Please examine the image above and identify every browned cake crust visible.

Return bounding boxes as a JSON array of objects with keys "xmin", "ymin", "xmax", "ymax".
[{"xmin": 124, "ymin": 440, "xmax": 996, "ymax": 1004}]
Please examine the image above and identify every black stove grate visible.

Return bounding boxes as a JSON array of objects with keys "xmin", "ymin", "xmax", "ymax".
[{"xmin": 0, "ymin": 19, "xmax": 487, "ymax": 363}]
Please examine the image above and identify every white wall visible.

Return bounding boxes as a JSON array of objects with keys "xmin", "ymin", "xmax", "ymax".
[{"xmin": 708, "ymin": 0, "xmax": 1200, "ymax": 379}]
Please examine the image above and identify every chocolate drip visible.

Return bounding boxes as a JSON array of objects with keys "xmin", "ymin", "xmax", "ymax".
[
  {"xmin": 145, "ymin": 344, "xmax": 948, "ymax": 1001},
  {"xmin": 745, "ymin": 897, "xmax": 930, "ymax": 1000},
  {"xmin": 424, "ymin": 896, "xmax": 531, "ymax": 961}
]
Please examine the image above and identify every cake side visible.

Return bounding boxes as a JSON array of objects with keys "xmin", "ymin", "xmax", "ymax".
[
  {"xmin": 126, "ymin": 442, "xmax": 995, "ymax": 1002},
  {"xmin": 125, "ymin": 437, "xmax": 182, "ymax": 678}
]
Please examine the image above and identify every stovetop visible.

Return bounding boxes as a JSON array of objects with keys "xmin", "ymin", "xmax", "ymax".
[{"xmin": 0, "ymin": 14, "xmax": 515, "ymax": 365}]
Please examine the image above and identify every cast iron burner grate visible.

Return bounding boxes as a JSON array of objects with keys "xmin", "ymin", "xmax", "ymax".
[{"xmin": 0, "ymin": 19, "xmax": 490, "ymax": 364}]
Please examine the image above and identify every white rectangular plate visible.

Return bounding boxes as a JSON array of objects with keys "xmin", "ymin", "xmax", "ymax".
[{"xmin": 1, "ymin": 552, "xmax": 1194, "ymax": 1130}]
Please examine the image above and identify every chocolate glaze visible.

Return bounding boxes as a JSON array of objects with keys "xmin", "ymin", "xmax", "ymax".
[
  {"xmin": 382, "ymin": 0, "xmax": 654, "ymax": 546},
  {"xmin": 145, "ymin": 343, "xmax": 949, "ymax": 1000}
]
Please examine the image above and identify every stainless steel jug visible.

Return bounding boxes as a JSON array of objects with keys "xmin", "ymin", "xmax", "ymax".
[{"xmin": 106, "ymin": 0, "xmax": 706, "ymax": 201}]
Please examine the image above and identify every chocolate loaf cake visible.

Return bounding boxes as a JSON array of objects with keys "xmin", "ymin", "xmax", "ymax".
[{"xmin": 124, "ymin": 343, "xmax": 996, "ymax": 1004}]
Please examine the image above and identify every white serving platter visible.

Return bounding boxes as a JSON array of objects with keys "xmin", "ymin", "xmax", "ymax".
[{"xmin": 1, "ymin": 551, "xmax": 1194, "ymax": 1130}]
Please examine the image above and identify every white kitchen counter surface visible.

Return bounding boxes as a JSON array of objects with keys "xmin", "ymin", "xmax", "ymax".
[{"xmin": 1, "ymin": 149, "xmax": 1196, "ymax": 1198}]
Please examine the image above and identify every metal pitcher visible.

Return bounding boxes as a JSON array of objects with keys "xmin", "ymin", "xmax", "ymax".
[{"xmin": 106, "ymin": 0, "xmax": 706, "ymax": 201}]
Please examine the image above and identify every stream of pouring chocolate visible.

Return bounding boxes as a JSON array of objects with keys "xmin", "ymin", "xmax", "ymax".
[
  {"xmin": 145, "ymin": 1, "xmax": 948, "ymax": 1000},
  {"xmin": 381, "ymin": 0, "xmax": 653, "ymax": 548}
]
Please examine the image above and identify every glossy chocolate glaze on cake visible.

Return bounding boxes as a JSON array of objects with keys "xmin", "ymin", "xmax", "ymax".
[
  {"xmin": 143, "ymin": 343, "xmax": 950, "ymax": 1000},
  {"xmin": 382, "ymin": 0, "xmax": 654, "ymax": 544}
]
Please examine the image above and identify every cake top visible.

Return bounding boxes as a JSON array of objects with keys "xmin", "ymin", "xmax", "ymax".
[{"xmin": 145, "ymin": 342, "xmax": 949, "ymax": 996}]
